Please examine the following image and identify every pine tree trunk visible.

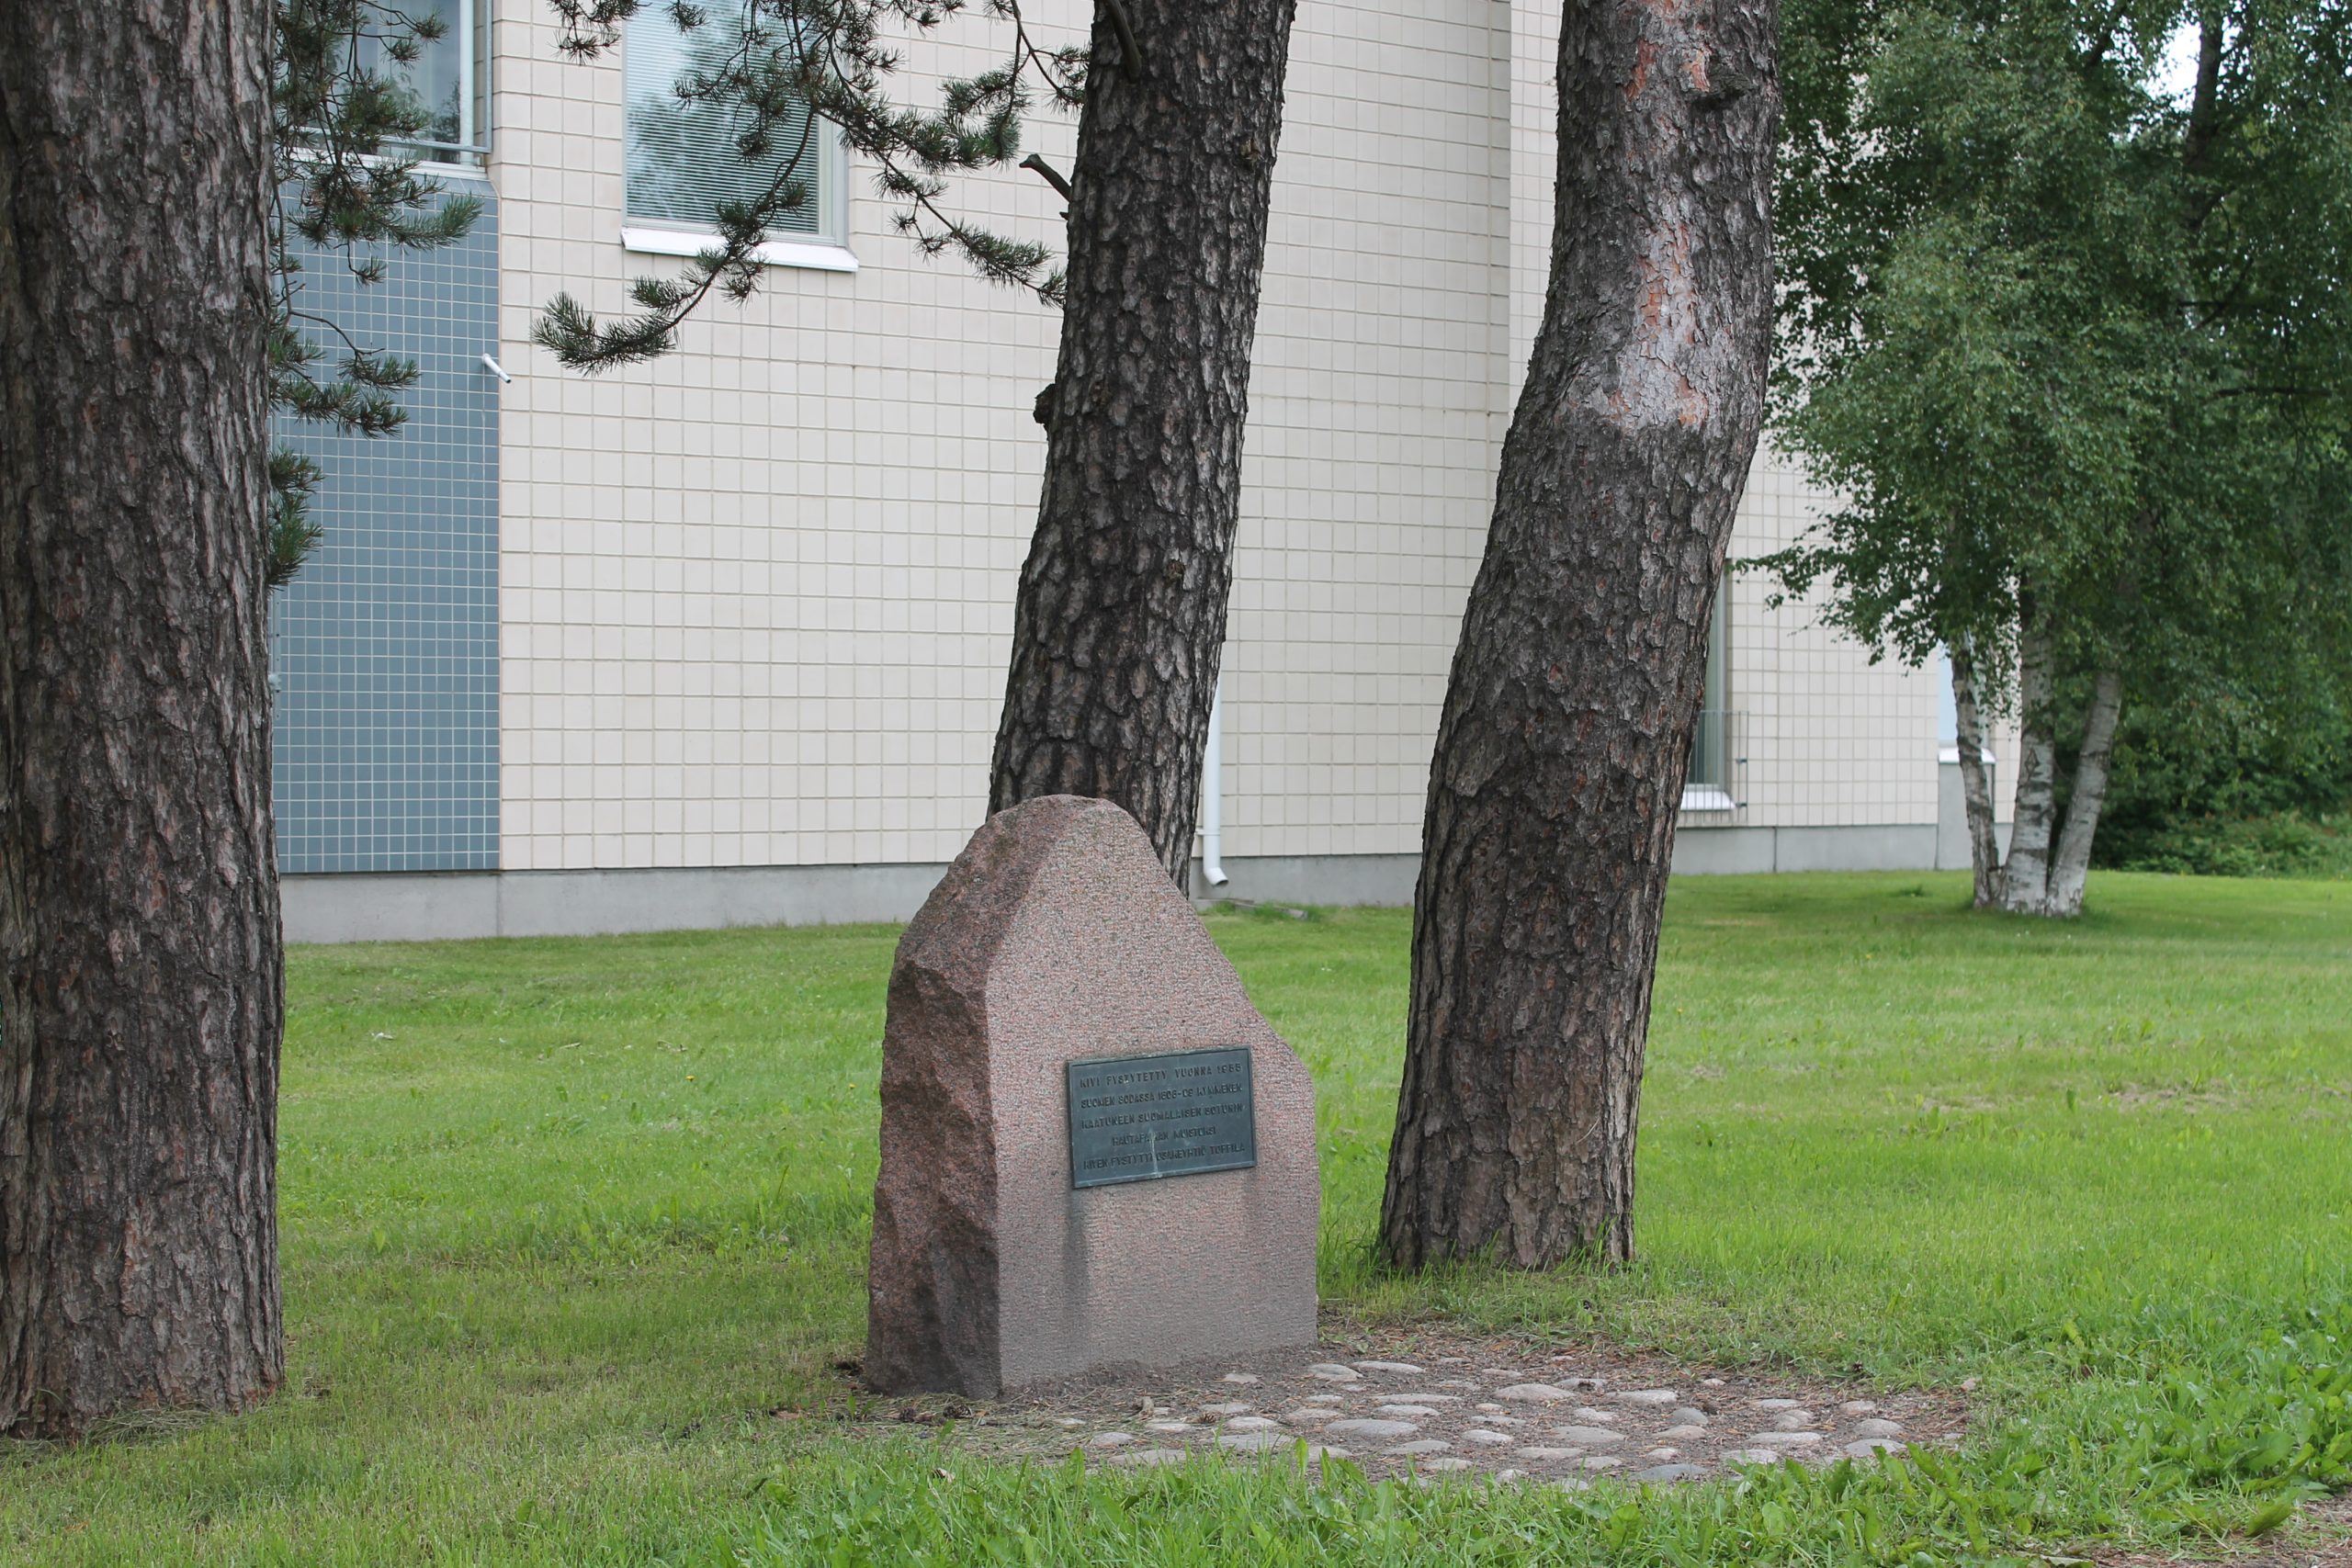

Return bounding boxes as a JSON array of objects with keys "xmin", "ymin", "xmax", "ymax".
[
  {"xmin": 1, "ymin": 0, "xmax": 284, "ymax": 1436},
  {"xmin": 2042, "ymin": 667, "xmax": 2122, "ymax": 918},
  {"xmin": 987, "ymin": 0, "xmax": 1298, "ymax": 891},
  {"xmin": 1999, "ymin": 607, "xmax": 2060, "ymax": 914},
  {"xmin": 1378, "ymin": 0, "xmax": 1779, "ymax": 1269},
  {"xmin": 1948, "ymin": 642, "xmax": 2004, "ymax": 908}
]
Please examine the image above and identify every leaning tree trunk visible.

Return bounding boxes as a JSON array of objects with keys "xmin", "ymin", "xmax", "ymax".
[
  {"xmin": 2041, "ymin": 666, "xmax": 2123, "ymax": 918},
  {"xmin": 987, "ymin": 0, "xmax": 1297, "ymax": 891},
  {"xmin": 1948, "ymin": 641, "xmax": 2005, "ymax": 908},
  {"xmin": 1, "ymin": 0, "xmax": 284, "ymax": 1436},
  {"xmin": 1999, "ymin": 605, "xmax": 2060, "ymax": 914},
  {"xmin": 1378, "ymin": 0, "xmax": 1779, "ymax": 1269}
]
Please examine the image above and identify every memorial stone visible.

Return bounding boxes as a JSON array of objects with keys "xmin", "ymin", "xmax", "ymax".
[{"xmin": 865, "ymin": 795, "xmax": 1319, "ymax": 1396}]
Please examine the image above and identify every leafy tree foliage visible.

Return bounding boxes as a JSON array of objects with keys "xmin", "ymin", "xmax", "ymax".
[
  {"xmin": 1770, "ymin": 0, "xmax": 2352, "ymax": 913},
  {"xmin": 269, "ymin": 1, "xmax": 484, "ymax": 586}
]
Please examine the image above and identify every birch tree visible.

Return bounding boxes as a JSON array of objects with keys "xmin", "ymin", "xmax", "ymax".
[{"xmin": 1770, "ymin": 0, "xmax": 2352, "ymax": 917}]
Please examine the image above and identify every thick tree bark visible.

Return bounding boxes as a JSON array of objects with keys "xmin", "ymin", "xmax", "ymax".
[
  {"xmin": 2042, "ymin": 666, "xmax": 2122, "ymax": 917},
  {"xmin": 1948, "ymin": 642, "xmax": 2004, "ymax": 907},
  {"xmin": 1378, "ymin": 0, "xmax": 1779, "ymax": 1269},
  {"xmin": 1, "ymin": 0, "xmax": 284, "ymax": 1435},
  {"xmin": 2000, "ymin": 606, "xmax": 2060, "ymax": 914},
  {"xmin": 987, "ymin": 0, "xmax": 1296, "ymax": 891}
]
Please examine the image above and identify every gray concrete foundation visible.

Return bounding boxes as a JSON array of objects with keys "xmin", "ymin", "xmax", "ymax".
[{"xmin": 285, "ymin": 819, "xmax": 2019, "ymax": 943}]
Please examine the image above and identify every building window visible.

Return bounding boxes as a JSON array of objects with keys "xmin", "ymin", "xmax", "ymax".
[
  {"xmin": 625, "ymin": 8, "xmax": 844, "ymax": 246},
  {"xmin": 360, "ymin": 0, "xmax": 486, "ymax": 165},
  {"xmin": 1684, "ymin": 583, "xmax": 1736, "ymax": 811}
]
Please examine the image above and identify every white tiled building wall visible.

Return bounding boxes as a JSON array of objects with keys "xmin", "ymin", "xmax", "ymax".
[{"xmin": 484, "ymin": 0, "xmax": 1990, "ymax": 884}]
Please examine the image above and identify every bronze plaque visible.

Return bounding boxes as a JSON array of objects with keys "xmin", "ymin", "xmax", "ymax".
[{"xmin": 1065, "ymin": 1047, "xmax": 1258, "ymax": 1190}]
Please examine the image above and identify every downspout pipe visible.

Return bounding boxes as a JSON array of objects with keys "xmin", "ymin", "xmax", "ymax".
[{"xmin": 1202, "ymin": 675, "xmax": 1230, "ymax": 888}]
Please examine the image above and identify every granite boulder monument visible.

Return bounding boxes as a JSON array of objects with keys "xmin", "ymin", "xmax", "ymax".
[{"xmin": 865, "ymin": 795, "xmax": 1319, "ymax": 1396}]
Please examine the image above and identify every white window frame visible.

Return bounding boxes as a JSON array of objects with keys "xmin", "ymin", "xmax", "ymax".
[
  {"xmin": 379, "ymin": 0, "xmax": 489, "ymax": 171},
  {"xmin": 1681, "ymin": 581, "xmax": 1735, "ymax": 814},
  {"xmin": 619, "ymin": 17, "xmax": 855, "ymax": 273}
]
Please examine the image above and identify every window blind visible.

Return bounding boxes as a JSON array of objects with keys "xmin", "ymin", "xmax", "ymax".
[{"xmin": 626, "ymin": 7, "xmax": 823, "ymax": 235}]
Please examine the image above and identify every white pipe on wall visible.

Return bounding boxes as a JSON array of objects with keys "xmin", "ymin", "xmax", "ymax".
[{"xmin": 1201, "ymin": 674, "xmax": 1230, "ymax": 887}]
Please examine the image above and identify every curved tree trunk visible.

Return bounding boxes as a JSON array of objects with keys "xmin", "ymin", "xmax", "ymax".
[
  {"xmin": 1999, "ymin": 604, "xmax": 2060, "ymax": 913},
  {"xmin": 1948, "ymin": 641, "xmax": 2004, "ymax": 907},
  {"xmin": 1, "ymin": 0, "xmax": 284, "ymax": 1436},
  {"xmin": 1378, "ymin": 0, "xmax": 1779, "ymax": 1269},
  {"xmin": 2042, "ymin": 666, "xmax": 2122, "ymax": 918},
  {"xmin": 987, "ymin": 0, "xmax": 1297, "ymax": 891}
]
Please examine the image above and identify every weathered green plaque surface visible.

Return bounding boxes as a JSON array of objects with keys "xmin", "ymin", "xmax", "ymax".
[{"xmin": 1065, "ymin": 1047, "xmax": 1258, "ymax": 1190}]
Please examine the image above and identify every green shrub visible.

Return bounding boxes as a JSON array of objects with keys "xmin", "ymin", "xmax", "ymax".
[{"xmin": 2112, "ymin": 811, "xmax": 2352, "ymax": 879}]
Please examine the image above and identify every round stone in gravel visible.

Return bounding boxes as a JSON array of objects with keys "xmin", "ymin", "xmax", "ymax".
[
  {"xmin": 1580, "ymin": 1456, "xmax": 1623, "ymax": 1472},
  {"xmin": 1436, "ymin": 1379, "xmax": 1480, "ymax": 1390},
  {"xmin": 1355, "ymin": 1360, "xmax": 1426, "ymax": 1375},
  {"xmin": 1324, "ymin": 1417, "xmax": 1419, "ymax": 1441},
  {"xmin": 1744, "ymin": 1431, "xmax": 1823, "ymax": 1448},
  {"xmin": 1306, "ymin": 1445, "xmax": 1352, "ymax": 1462},
  {"xmin": 1701, "ymin": 1378, "xmax": 1726, "ymax": 1388},
  {"xmin": 1375, "ymin": 1404, "xmax": 1442, "ymax": 1419},
  {"xmin": 1659, "ymin": 1425, "xmax": 1708, "ymax": 1442},
  {"xmin": 1613, "ymin": 1389, "xmax": 1679, "ymax": 1406},
  {"xmin": 1281, "ymin": 1408, "xmax": 1339, "ymax": 1424},
  {"xmin": 1772, "ymin": 1410, "xmax": 1817, "ymax": 1431},
  {"xmin": 1218, "ymin": 1431, "xmax": 1291, "ymax": 1454},
  {"xmin": 1147, "ymin": 1421, "xmax": 1197, "ymax": 1435},
  {"xmin": 1633, "ymin": 1463, "xmax": 1709, "ymax": 1483},
  {"xmin": 1474, "ymin": 1403, "xmax": 1506, "ymax": 1414},
  {"xmin": 1222, "ymin": 1372, "xmax": 1261, "ymax": 1385},
  {"xmin": 1116, "ymin": 1449, "xmax": 1189, "ymax": 1467},
  {"xmin": 1385, "ymin": 1439, "xmax": 1453, "ymax": 1456},
  {"xmin": 1514, "ymin": 1447, "xmax": 1587, "ymax": 1462},
  {"xmin": 1569, "ymin": 1407, "xmax": 1620, "ymax": 1423},
  {"xmin": 1852, "ymin": 1417, "xmax": 1904, "ymax": 1438},
  {"xmin": 1418, "ymin": 1457, "xmax": 1475, "ymax": 1473},
  {"xmin": 1838, "ymin": 1400, "xmax": 1880, "ymax": 1416},
  {"xmin": 1640, "ymin": 1448, "xmax": 1679, "ymax": 1462},
  {"xmin": 1845, "ymin": 1438, "xmax": 1905, "ymax": 1459},
  {"xmin": 1389, "ymin": 1393, "xmax": 1464, "ymax": 1404},
  {"xmin": 1197, "ymin": 1402, "xmax": 1253, "ymax": 1417},
  {"xmin": 1224, "ymin": 1416, "xmax": 1282, "ymax": 1432},
  {"xmin": 1495, "ymin": 1383, "xmax": 1577, "ymax": 1404},
  {"xmin": 1554, "ymin": 1426, "xmax": 1626, "ymax": 1447},
  {"xmin": 1054, "ymin": 1416, "xmax": 1086, "ymax": 1428},
  {"xmin": 1669, "ymin": 1407, "xmax": 1710, "ymax": 1427},
  {"xmin": 1091, "ymin": 1432, "xmax": 1136, "ymax": 1450},
  {"xmin": 1724, "ymin": 1448, "xmax": 1787, "ymax": 1465},
  {"xmin": 1306, "ymin": 1364, "xmax": 1361, "ymax": 1382},
  {"xmin": 1462, "ymin": 1430, "xmax": 1515, "ymax": 1448},
  {"xmin": 1304, "ymin": 1393, "xmax": 1346, "ymax": 1405},
  {"xmin": 1753, "ymin": 1397, "xmax": 1804, "ymax": 1411}
]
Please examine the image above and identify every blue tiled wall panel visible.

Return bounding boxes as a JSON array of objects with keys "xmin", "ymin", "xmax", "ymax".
[{"xmin": 270, "ymin": 191, "xmax": 500, "ymax": 874}]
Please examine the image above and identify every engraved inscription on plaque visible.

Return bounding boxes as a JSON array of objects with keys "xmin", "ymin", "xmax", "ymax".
[{"xmin": 1065, "ymin": 1047, "xmax": 1258, "ymax": 1190}]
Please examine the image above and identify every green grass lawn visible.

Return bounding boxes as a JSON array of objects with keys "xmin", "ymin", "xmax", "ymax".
[{"xmin": 5, "ymin": 872, "xmax": 2350, "ymax": 1564}]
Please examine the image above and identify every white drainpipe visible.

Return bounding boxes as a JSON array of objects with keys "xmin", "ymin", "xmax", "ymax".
[{"xmin": 1201, "ymin": 675, "xmax": 1230, "ymax": 887}]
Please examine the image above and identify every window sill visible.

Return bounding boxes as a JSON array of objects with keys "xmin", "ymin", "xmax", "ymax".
[
  {"xmin": 620, "ymin": 226, "xmax": 858, "ymax": 273},
  {"xmin": 1680, "ymin": 786, "xmax": 1736, "ymax": 814}
]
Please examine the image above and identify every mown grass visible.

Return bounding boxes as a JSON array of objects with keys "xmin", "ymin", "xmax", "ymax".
[{"xmin": 3, "ymin": 872, "xmax": 2348, "ymax": 1564}]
